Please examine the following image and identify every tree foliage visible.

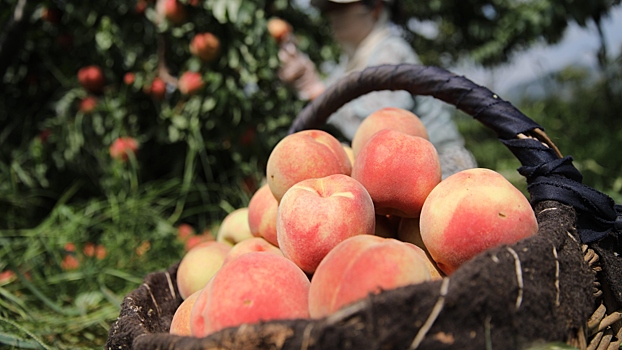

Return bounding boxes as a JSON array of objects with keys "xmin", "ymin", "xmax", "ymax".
[{"xmin": 399, "ymin": 0, "xmax": 622, "ymax": 66}]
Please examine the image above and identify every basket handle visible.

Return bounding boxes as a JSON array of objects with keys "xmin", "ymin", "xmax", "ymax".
[
  {"xmin": 289, "ymin": 63, "xmax": 621, "ymax": 246},
  {"xmin": 290, "ymin": 63, "xmax": 562, "ymax": 157}
]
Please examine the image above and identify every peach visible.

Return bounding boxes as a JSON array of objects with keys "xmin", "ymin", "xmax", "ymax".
[
  {"xmin": 79, "ymin": 96, "xmax": 97, "ymax": 114},
  {"xmin": 266, "ymin": 130, "xmax": 352, "ymax": 202},
  {"xmin": 109, "ymin": 137, "xmax": 139, "ymax": 162},
  {"xmin": 178, "ymin": 71, "xmax": 204, "ymax": 95},
  {"xmin": 123, "ymin": 72, "xmax": 135, "ymax": 85},
  {"xmin": 216, "ymin": 208, "xmax": 253, "ymax": 246},
  {"xmin": 351, "ymin": 129, "xmax": 441, "ymax": 218},
  {"xmin": 247, "ymin": 184, "xmax": 279, "ymax": 246},
  {"xmin": 190, "ymin": 32, "xmax": 220, "ymax": 63},
  {"xmin": 267, "ymin": 18, "xmax": 292, "ymax": 44},
  {"xmin": 420, "ymin": 168, "xmax": 539, "ymax": 275},
  {"xmin": 147, "ymin": 77, "xmax": 166, "ymax": 101},
  {"xmin": 343, "ymin": 144, "xmax": 355, "ymax": 167},
  {"xmin": 189, "ymin": 280, "xmax": 212, "ymax": 337},
  {"xmin": 309, "ymin": 235, "xmax": 431, "ymax": 319},
  {"xmin": 195, "ymin": 252, "xmax": 310, "ymax": 337},
  {"xmin": 223, "ymin": 237, "xmax": 283, "ymax": 265},
  {"xmin": 77, "ymin": 65, "xmax": 105, "ymax": 93},
  {"xmin": 170, "ymin": 290, "xmax": 200, "ymax": 336},
  {"xmin": 277, "ymin": 174, "xmax": 375, "ymax": 274},
  {"xmin": 176, "ymin": 241, "xmax": 231, "ymax": 300},
  {"xmin": 158, "ymin": 0, "xmax": 186, "ymax": 25},
  {"xmin": 351, "ymin": 107, "xmax": 428, "ymax": 157}
]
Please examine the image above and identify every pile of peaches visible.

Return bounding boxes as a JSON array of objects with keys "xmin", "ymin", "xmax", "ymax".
[{"xmin": 169, "ymin": 107, "xmax": 539, "ymax": 337}]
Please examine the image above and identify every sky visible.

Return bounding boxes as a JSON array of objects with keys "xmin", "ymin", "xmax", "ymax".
[{"xmin": 452, "ymin": 5, "xmax": 622, "ymax": 96}]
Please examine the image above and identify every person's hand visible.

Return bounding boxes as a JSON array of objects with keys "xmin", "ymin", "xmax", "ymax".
[{"xmin": 277, "ymin": 43, "xmax": 325, "ymax": 100}]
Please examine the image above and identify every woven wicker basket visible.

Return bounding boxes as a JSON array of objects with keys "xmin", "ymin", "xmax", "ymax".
[{"xmin": 106, "ymin": 64, "xmax": 622, "ymax": 350}]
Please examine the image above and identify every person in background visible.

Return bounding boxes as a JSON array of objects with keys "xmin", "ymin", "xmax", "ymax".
[{"xmin": 277, "ymin": 0, "xmax": 477, "ymax": 178}]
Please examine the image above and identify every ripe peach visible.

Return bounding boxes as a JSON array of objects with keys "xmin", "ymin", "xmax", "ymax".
[
  {"xmin": 158, "ymin": 0, "xmax": 186, "ymax": 25},
  {"xmin": 247, "ymin": 184, "xmax": 279, "ymax": 246},
  {"xmin": 170, "ymin": 289, "xmax": 200, "ymax": 336},
  {"xmin": 343, "ymin": 144, "xmax": 355, "ymax": 167},
  {"xmin": 109, "ymin": 137, "xmax": 139, "ymax": 162},
  {"xmin": 223, "ymin": 237, "xmax": 283, "ymax": 265},
  {"xmin": 189, "ymin": 280, "xmax": 212, "ymax": 337},
  {"xmin": 267, "ymin": 18, "xmax": 292, "ymax": 44},
  {"xmin": 178, "ymin": 71, "xmax": 204, "ymax": 95},
  {"xmin": 308, "ymin": 235, "xmax": 431, "ymax": 319},
  {"xmin": 420, "ymin": 168, "xmax": 539, "ymax": 275},
  {"xmin": 177, "ymin": 223, "xmax": 195, "ymax": 242},
  {"xmin": 77, "ymin": 65, "xmax": 105, "ymax": 93},
  {"xmin": 79, "ymin": 96, "xmax": 97, "ymax": 114},
  {"xmin": 190, "ymin": 32, "xmax": 220, "ymax": 63},
  {"xmin": 266, "ymin": 130, "xmax": 352, "ymax": 202},
  {"xmin": 147, "ymin": 77, "xmax": 166, "ymax": 100},
  {"xmin": 184, "ymin": 233, "xmax": 214, "ymax": 251},
  {"xmin": 216, "ymin": 208, "xmax": 253, "ymax": 246},
  {"xmin": 194, "ymin": 252, "xmax": 310, "ymax": 337},
  {"xmin": 277, "ymin": 174, "xmax": 375, "ymax": 274},
  {"xmin": 351, "ymin": 107, "xmax": 428, "ymax": 156},
  {"xmin": 351, "ymin": 129, "xmax": 441, "ymax": 218},
  {"xmin": 123, "ymin": 72, "xmax": 135, "ymax": 85},
  {"xmin": 176, "ymin": 241, "xmax": 231, "ymax": 300}
]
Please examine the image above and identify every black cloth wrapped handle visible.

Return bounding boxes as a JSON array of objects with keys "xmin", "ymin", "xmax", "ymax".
[{"xmin": 289, "ymin": 63, "xmax": 622, "ymax": 246}]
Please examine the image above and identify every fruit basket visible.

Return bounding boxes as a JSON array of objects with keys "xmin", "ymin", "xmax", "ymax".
[{"xmin": 105, "ymin": 64, "xmax": 622, "ymax": 349}]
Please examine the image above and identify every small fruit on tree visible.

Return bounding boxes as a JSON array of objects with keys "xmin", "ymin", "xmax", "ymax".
[
  {"xmin": 190, "ymin": 33, "xmax": 220, "ymax": 63},
  {"xmin": 147, "ymin": 77, "xmax": 167, "ymax": 101},
  {"xmin": 79, "ymin": 96, "xmax": 97, "ymax": 114},
  {"xmin": 158, "ymin": 0, "xmax": 186, "ymax": 25},
  {"xmin": 178, "ymin": 72, "xmax": 204, "ymax": 95},
  {"xmin": 109, "ymin": 137, "xmax": 139, "ymax": 162},
  {"xmin": 123, "ymin": 72, "xmax": 135, "ymax": 85},
  {"xmin": 267, "ymin": 18, "xmax": 292, "ymax": 44},
  {"xmin": 77, "ymin": 65, "xmax": 105, "ymax": 93},
  {"xmin": 419, "ymin": 168, "xmax": 539, "ymax": 275}
]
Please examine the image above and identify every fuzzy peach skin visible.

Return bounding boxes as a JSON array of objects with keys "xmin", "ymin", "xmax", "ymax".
[
  {"xmin": 351, "ymin": 107, "xmax": 428, "ymax": 156},
  {"xmin": 342, "ymin": 144, "xmax": 355, "ymax": 168},
  {"xmin": 223, "ymin": 237, "xmax": 283, "ymax": 265},
  {"xmin": 308, "ymin": 235, "xmax": 431, "ymax": 319},
  {"xmin": 351, "ymin": 129, "xmax": 441, "ymax": 218},
  {"xmin": 176, "ymin": 241, "xmax": 231, "ymax": 299},
  {"xmin": 216, "ymin": 208, "xmax": 253, "ymax": 246},
  {"xmin": 247, "ymin": 184, "xmax": 279, "ymax": 246},
  {"xmin": 195, "ymin": 252, "xmax": 310, "ymax": 337},
  {"xmin": 277, "ymin": 174, "xmax": 375, "ymax": 274},
  {"xmin": 189, "ymin": 280, "xmax": 212, "ymax": 337},
  {"xmin": 420, "ymin": 168, "xmax": 539, "ymax": 275},
  {"xmin": 170, "ymin": 289, "xmax": 200, "ymax": 336},
  {"xmin": 266, "ymin": 130, "xmax": 352, "ymax": 202}
]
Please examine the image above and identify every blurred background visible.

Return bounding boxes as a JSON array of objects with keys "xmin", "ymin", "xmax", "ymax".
[{"xmin": 0, "ymin": 0, "xmax": 620, "ymax": 348}]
